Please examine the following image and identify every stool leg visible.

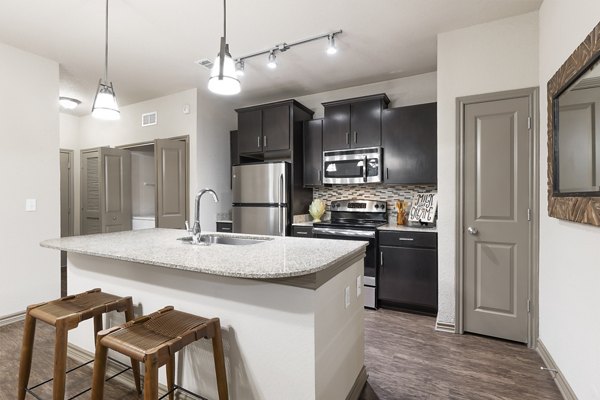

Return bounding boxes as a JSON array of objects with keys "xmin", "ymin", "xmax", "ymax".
[
  {"xmin": 93, "ymin": 314, "xmax": 103, "ymax": 338},
  {"xmin": 90, "ymin": 336, "xmax": 109, "ymax": 400},
  {"xmin": 17, "ymin": 312, "xmax": 37, "ymax": 400},
  {"xmin": 144, "ymin": 356, "xmax": 159, "ymax": 400},
  {"xmin": 166, "ymin": 355, "xmax": 175, "ymax": 400},
  {"xmin": 210, "ymin": 320, "xmax": 229, "ymax": 400},
  {"xmin": 124, "ymin": 300, "xmax": 141, "ymax": 393},
  {"xmin": 53, "ymin": 322, "xmax": 68, "ymax": 400}
]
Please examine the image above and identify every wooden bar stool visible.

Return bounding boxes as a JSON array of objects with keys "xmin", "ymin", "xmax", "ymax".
[
  {"xmin": 17, "ymin": 288, "xmax": 141, "ymax": 400},
  {"xmin": 91, "ymin": 306, "xmax": 228, "ymax": 400}
]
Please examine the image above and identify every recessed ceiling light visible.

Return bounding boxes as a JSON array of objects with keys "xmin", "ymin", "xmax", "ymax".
[{"xmin": 58, "ymin": 97, "xmax": 81, "ymax": 110}]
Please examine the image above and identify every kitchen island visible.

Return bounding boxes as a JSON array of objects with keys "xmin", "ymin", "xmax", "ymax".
[{"xmin": 41, "ymin": 228, "xmax": 367, "ymax": 400}]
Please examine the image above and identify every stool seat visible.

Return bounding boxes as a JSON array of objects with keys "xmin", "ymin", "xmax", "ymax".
[
  {"xmin": 17, "ymin": 288, "xmax": 141, "ymax": 400},
  {"xmin": 29, "ymin": 290, "xmax": 129, "ymax": 326},
  {"xmin": 91, "ymin": 306, "xmax": 228, "ymax": 400}
]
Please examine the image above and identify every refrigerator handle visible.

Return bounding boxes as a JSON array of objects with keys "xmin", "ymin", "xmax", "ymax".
[{"xmin": 278, "ymin": 173, "xmax": 284, "ymax": 235}]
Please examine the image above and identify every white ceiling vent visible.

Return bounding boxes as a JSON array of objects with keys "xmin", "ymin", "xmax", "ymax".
[
  {"xmin": 141, "ymin": 112, "xmax": 157, "ymax": 127},
  {"xmin": 195, "ymin": 58, "xmax": 214, "ymax": 70}
]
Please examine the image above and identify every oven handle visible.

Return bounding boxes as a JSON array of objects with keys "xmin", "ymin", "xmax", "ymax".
[
  {"xmin": 313, "ymin": 227, "xmax": 375, "ymax": 238},
  {"xmin": 362, "ymin": 155, "xmax": 368, "ymax": 182}
]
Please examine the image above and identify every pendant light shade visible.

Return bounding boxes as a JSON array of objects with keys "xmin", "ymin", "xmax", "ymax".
[
  {"xmin": 92, "ymin": 0, "xmax": 120, "ymax": 120},
  {"xmin": 92, "ymin": 80, "xmax": 120, "ymax": 120},
  {"xmin": 208, "ymin": 0, "xmax": 241, "ymax": 95},
  {"xmin": 208, "ymin": 48, "xmax": 240, "ymax": 95}
]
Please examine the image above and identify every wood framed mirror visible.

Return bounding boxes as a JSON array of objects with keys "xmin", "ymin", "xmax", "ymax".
[{"xmin": 548, "ymin": 21, "xmax": 600, "ymax": 226}]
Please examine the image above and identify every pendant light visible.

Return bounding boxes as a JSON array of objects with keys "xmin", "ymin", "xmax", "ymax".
[
  {"xmin": 208, "ymin": 0, "xmax": 241, "ymax": 95},
  {"xmin": 92, "ymin": 0, "xmax": 120, "ymax": 120}
]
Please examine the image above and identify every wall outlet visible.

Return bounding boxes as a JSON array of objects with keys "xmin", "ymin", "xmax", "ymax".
[
  {"xmin": 356, "ymin": 275, "xmax": 362, "ymax": 297},
  {"xmin": 25, "ymin": 198, "xmax": 36, "ymax": 211},
  {"xmin": 344, "ymin": 286, "xmax": 350, "ymax": 309}
]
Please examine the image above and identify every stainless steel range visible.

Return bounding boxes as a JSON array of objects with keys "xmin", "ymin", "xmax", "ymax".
[{"xmin": 312, "ymin": 199, "xmax": 387, "ymax": 309}]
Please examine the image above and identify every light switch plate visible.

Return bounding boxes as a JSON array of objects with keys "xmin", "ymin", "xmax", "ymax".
[
  {"xmin": 356, "ymin": 275, "xmax": 362, "ymax": 297},
  {"xmin": 25, "ymin": 198, "xmax": 36, "ymax": 211}
]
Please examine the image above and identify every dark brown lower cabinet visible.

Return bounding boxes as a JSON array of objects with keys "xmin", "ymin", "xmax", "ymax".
[
  {"xmin": 292, "ymin": 225, "xmax": 313, "ymax": 237},
  {"xmin": 378, "ymin": 231, "xmax": 438, "ymax": 314},
  {"xmin": 216, "ymin": 221, "xmax": 233, "ymax": 232}
]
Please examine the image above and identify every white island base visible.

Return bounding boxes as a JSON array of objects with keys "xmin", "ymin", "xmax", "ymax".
[{"xmin": 66, "ymin": 252, "xmax": 366, "ymax": 400}]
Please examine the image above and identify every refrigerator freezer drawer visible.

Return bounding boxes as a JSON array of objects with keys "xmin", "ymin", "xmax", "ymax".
[{"xmin": 233, "ymin": 205, "xmax": 288, "ymax": 236}]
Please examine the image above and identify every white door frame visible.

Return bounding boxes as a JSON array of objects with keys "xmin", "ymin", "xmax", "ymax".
[{"xmin": 455, "ymin": 87, "xmax": 540, "ymax": 348}]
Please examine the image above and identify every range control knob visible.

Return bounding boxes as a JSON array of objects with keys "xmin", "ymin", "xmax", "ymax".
[{"xmin": 374, "ymin": 204, "xmax": 379, "ymax": 209}]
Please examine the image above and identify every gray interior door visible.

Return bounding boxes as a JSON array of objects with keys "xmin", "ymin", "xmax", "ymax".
[
  {"xmin": 81, "ymin": 149, "xmax": 102, "ymax": 235},
  {"xmin": 60, "ymin": 150, "xmax": 74, "ymax": 237},
  {"xmin": 100, "ymin": 147, "xmax": 132, "ymax": 233},
  {"xmin": 155, "ymin": 139, "xmax": 187, "ymax": 229},
  {"xmin": 463, "ymin": 95, "xmax": 531, "ymax": 343}
]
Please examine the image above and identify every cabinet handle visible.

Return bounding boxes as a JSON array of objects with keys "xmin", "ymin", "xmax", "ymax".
[
  {"xmin": 318, "ymin": 169, "xmax": 322, "ymax": 183},
  {"xmin": 345, "ymin": 132, "xmax": 349, "ymax": 145},
  {"xmin": 296, "ymin": 231, "xmax": 308, "ymax": 235},
  {"xmin": 263, "ymin": 135, "xmax": 268, "ymax": 148},
  {"xmin": 221, "ymin": 227, "xmax": 231, "ymax": 231},
  {"xmin": 386, "ymin": 168, "xmax": 389, "ymax": 180},
  {"xmin": 257, "ymin": 136, "xmax": 261, "ymax": 149},
  {"xmin": 398, "ymin": 237, "xmax": 414, "ymax": 241},
  {"xmin": 353, "ymin": 131, "xmax": 357, "ymax": 143},
  {"xmin": 380, "ymin": 251, "xmax": 383, "ymax": 268}
]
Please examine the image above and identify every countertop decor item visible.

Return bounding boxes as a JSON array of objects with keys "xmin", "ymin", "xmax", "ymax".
[
  {"xmin": 408, "ymin": 193, "xmax": 438, "ymax": 225},
  {"xmin": 395, "ymin": 200, "xmax": 407, "ymax": 225},
  {"xmin": 309, "ymin": 199, "xmax": 326, "ymax": 222}
]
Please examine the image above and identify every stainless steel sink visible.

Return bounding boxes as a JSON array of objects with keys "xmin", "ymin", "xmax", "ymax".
[{"xmin": 178, "ymin": 234, "xmax": 270, "ymax": 246}]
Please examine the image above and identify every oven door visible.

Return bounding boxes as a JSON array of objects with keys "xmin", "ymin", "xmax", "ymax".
[
  {"xmin": 322, "ymin": 147, "xmax": 382, "ymax": 184},
  {"xmin": 312, "ymin": 227, "xmax": 378, "ymax": 308}
]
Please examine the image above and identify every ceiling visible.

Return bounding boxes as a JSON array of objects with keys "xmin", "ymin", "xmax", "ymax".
[{"xmin": 0, "ymin": 0, "xmax": 542, "ymax": 116}]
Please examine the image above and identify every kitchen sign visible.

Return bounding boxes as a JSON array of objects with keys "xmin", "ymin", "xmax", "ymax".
[{"xmin": 408, "ymin": 193, "xmax": 438, "ymax": 223}]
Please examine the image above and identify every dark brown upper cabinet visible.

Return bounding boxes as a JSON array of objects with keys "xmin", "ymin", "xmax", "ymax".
[
  {"xmin": 322, "ymin": 94, "xmax": 390, "ymax": 151},
  {"xmin": 382, "ymin": 103, "xmax": 437, "ymax": 184},
  {"xmin": 236, "ymin": 100, "xmax": 313, "ymax": 157},
  {"xmin": 303, "ymin": 119, "xmax": 323, "ymax": 187}
]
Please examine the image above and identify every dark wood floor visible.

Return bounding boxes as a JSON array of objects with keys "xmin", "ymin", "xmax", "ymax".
[{"xmin": 0, "ymin": 309, "xmax": 562, "ymax": 400}]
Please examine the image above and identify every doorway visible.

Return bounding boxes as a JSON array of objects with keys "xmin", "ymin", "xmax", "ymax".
[{"xmin": 456, "ymin": 88, "xmax": 539, "ymax": 347}]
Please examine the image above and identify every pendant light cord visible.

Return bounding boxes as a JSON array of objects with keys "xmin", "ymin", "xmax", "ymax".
[
  {"xmin": 104, "ymin": 0, "xmax": 109, "ymax": 83},
  {"xmin": 223, "ymin": 0, "xmax": 226, "ymax": 43}
]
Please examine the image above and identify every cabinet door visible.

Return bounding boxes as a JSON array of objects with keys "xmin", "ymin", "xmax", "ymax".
[
  {"xmin": 379, "ymin": 245, "xmax": 438, "ymax": 310},
  {"xmin": 382, "ymin": 103, "xmax": 437, "ymax": 184},
  {"xmin": 350, "ymin": 99, "xmax": 382, "ymax": 148},
  {"xmin": 323, "ymin": 103, "xmax": 350, "ymax": 150},
  {"xmin": 262, "ymin": 104, "xmax": 290, "ymax": 152},
  {"xmin": 99, "ymin": 147, "xmax": 132, "ymax": 233},
  {"xmin": 303, "ymin": 119, "xmax": 323, "ymax": 186},
  {"xmin": 238, "ymin": 110, "xmax": 262, "ymax": 154}
]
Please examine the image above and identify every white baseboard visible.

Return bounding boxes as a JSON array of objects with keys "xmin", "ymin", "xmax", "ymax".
[
  {"xmin": 536, "ymin": 339, "xmax": 578, "ymax": 400},
  {"xmin": 435, "ymin": 320, "xmax": 456, "ymax": 333},
  {"xmin": 67, "ymin": 343, "xmax": 197, "ymax": 399},
  {"xmin": 0, "ymin": 311, "xmax": 25, "ymax": 327}
]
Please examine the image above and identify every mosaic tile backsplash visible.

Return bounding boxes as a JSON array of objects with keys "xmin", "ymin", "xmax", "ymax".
[{"xmin": 313, "ymin": 183, "xmax": 437, "ymax": 221}]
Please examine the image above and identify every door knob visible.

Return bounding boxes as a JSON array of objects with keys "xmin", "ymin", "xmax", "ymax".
[{"xmin": 467, "ymin": 226, "xmax": 478, "ymax": 235}]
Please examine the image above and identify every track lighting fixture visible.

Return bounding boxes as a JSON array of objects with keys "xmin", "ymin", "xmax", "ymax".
[
  {"xmin": 235, "ymin": 60, "xmax": 245, "ymax": 76},
  {"xmin": 267, "ymin": 51, "xmax": 277, "ymax": 69},
  {"xmin": 92, "ymin": 0, "xmax": 120, "ymax": 120}
]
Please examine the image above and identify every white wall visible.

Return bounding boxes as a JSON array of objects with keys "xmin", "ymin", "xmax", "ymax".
[
  {"xmin": 436, "ymin": 12, "xmax": 539, "ymax": 325},
  {"xmin": 538, "ymin": 1, "xmax": 600, "ymax": 398},
  {"xmin": 294, "ymin": 71, "xmax": 437, "ymax": 117},
  {"xmin": 0, "ymin": 42, "xmax": 60, "ymax": 317}
]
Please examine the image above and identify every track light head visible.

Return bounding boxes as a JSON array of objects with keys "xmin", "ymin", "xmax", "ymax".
[
  {"xmin": 235, "ymin": 60, "xmax": 245, "ymax": 76},
  {"xmin": 267, "ymin": 51, "xmax": 277, "ymax": 69},
  {"xmin": 327, "ymin": 34, "xmax": 337, "ymax": 55}
]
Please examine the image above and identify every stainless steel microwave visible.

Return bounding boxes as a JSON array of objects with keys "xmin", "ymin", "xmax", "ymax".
[{"xmin": 322, "ymin": 147, "xmax": 383, "ymax": 184}]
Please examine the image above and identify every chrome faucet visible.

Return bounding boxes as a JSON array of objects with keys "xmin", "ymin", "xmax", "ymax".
[{"xmin": 189, "ymin": 188, "xmax": 219, "ymax": 243}]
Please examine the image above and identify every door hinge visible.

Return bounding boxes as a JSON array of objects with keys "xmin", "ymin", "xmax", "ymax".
[
  {"xmin": 527, "ymin": 208, "xmax": 532, "ymax": 221},
  {"xmin": 527, "ymin": 116, "xmax": 532, "ymax": 130},
  {"xmin": 527, "ymin": 299, "xmax": 532, "ymax": 313}
]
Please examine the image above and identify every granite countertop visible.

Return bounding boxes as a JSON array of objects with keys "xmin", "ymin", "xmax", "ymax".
[
  {"xmin": 41, "ymin": 229, "xmax": 367, "ymax": 279},
  {"xmin": 377, "ymin": 223, "xmax": 438, "ymax": 233}
]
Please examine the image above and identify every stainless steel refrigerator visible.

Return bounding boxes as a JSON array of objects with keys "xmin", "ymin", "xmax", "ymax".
[{"xmin": 232, "ymin": 162, "xmax": 289, "ymax": 236}]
